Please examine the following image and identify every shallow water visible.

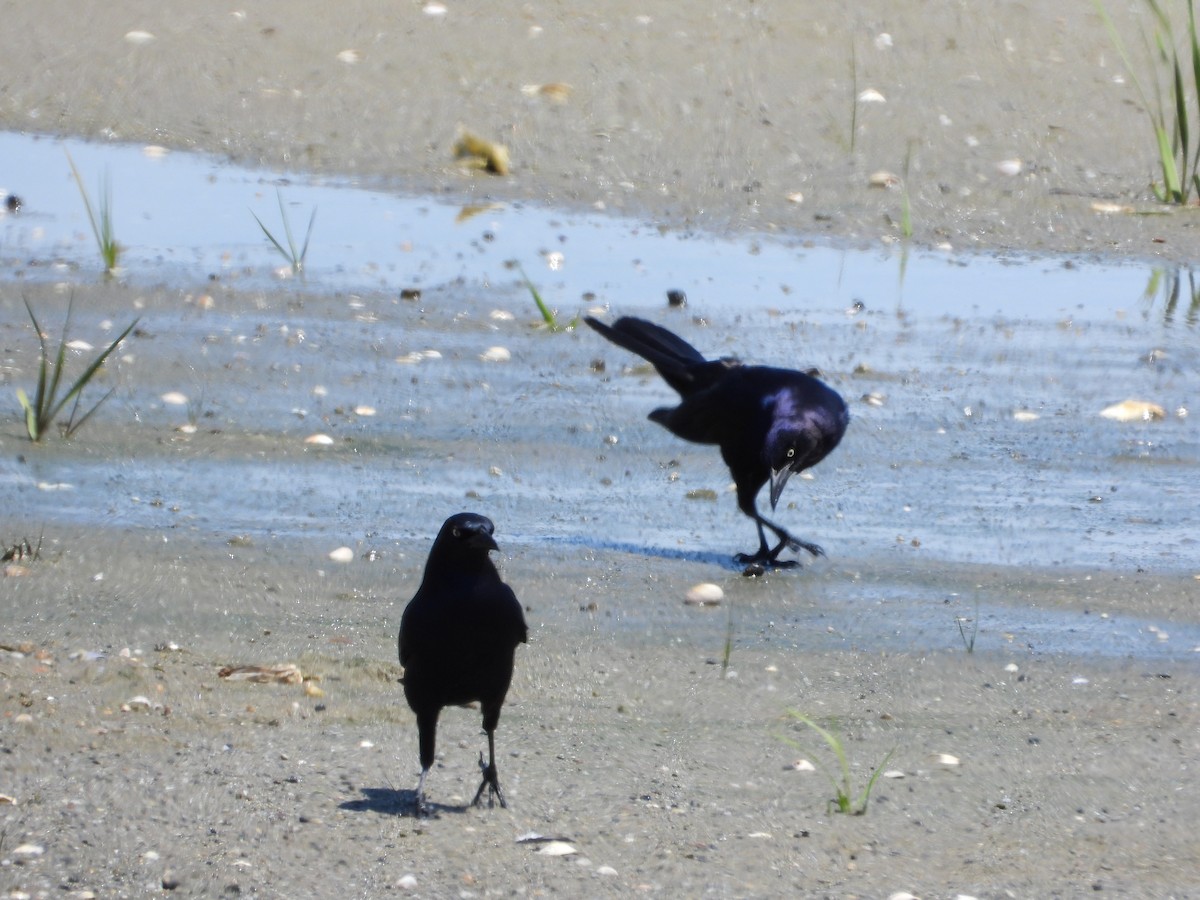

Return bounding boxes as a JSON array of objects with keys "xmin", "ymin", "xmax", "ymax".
[{"xmin": 3, "ymin": 132, "xmax": 1198, "ymax": 662}]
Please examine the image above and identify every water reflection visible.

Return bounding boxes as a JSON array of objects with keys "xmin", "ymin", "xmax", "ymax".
[
  {"xmin": 1143, "ymin": 267, "xmax": 1200, "ymax": 328},
  {"xmin": 0, "ymin": 130, "xmax": 1192, "ymax": 327}
]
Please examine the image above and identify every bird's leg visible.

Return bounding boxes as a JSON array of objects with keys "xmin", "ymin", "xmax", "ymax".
[
  {"xmin": 414, "ymin": 768, "xmax": 431, "ymax": 818},
  {"xmin": 471, "ymin": 730, "xmax": 508, "ymax": 809},
  {"xmin": 735, "ymin": 511, "xmax": 823, "ymax": 567}
]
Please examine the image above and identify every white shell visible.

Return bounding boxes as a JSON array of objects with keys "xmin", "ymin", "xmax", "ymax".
[
  {"xmin": 328, "ymin": 547, "xmax": 354, "ymax": 563},
  {"xmin": 685, "ymin": 583, "xmax": 724, "ymax": 606},
  {"xmin": 480, "ymin": 346, "xmax": 512, "ymax": 362},
  {"xmin": 1100, "ymin": 399, "xmax": 1165, "ymax": 422},
  {"xmin": 537, "ymin": 841, "xmax": 577, "ymax": 856},
  {"xmin": 161, "ymin": 391, "xmax": 188, "ymax": 406}
]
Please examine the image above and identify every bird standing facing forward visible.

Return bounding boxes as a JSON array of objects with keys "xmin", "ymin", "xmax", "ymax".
[
  {"xmin": 585, "ymin": 316, "xmax": 849, "ymax": 567},
  {"xmin": 398, "ymin": 513, "xmax": 528, "ymax": 816}
]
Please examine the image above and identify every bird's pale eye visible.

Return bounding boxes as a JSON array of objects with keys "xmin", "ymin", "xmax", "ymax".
[
  {"xmin": 786, "ymin": 448, "xmax": 795, "ymax": 459},
  {"xmin": 452, "ymin": 527, "xmax": 462, "ymax": 538}
]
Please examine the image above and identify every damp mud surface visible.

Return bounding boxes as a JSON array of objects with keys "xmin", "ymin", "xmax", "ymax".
[{"xmin": 2, "ymin": 3, "xmax": 1200, "ymax": 898}]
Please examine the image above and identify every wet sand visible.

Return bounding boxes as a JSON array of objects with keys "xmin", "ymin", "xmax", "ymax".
[{"xmin": 3, "ymin": 3, "xmax": 1200, "ymax": 898}]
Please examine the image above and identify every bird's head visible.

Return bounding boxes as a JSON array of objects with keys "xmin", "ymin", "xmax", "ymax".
[
  {"xmin": 765, "ymin": 426, "xmax": 819, "ymax": 510},
  {"xmin": 438, "ymin": 512, "xmax": 500, "ymax": 554}
]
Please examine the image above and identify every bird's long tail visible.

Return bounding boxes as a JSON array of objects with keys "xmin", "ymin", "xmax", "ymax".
[{"xmin": 585, "ymin": 316, "xmax": 706, "ymax": 393}]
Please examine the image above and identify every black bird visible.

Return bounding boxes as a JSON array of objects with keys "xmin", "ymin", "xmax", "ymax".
[
  {"xmin": 398, "ymin": 513, "xmax": 528, "ymax": 816},
  {"xmin": 585, "ymin": 315, "xmax": 849, "ymax": 567}
]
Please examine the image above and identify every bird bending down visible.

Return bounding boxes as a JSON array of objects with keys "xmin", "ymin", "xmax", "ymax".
[
  {"xmin": 585, "ymin": 316, "xmax": 849, "ymax": 567},
  {"xmin": 398, "ymin": 513, "xmax": 528, "ymax": 816}
]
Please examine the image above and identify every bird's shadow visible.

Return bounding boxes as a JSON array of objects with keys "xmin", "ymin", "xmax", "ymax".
[
  {"xmin": 338, "ymin": 787, "xmax": 469, "ymax": 819},
  {"xmin": 541, "ymin": 535, "xmax": 738, "ymax": 569},
  {"xmin": 540, "ymin": 535, "xmax": 808, "ymax": 572}
]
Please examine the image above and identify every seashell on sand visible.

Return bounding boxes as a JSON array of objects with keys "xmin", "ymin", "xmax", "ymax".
[
  {"xmin": 305, "ymin": 434, "xmax": 335, "ymax": 445},
  {"xmin": 480, "ymin": 346, "xmax": 512, "ymax": 362},
  {"xmin": 685, "ymin": 583, "xmax": 724, "ymax": 606},
  {"xmin": 536, "ymin": 841, "xmax": 577, "ymax": 856},
  {"xmin": 1100, "ymin": 399, "xmax": 1165, "ymax": 422},
  {"xmin": 328, "ymin": 546, "xmax": 354, "ymax": 563}
]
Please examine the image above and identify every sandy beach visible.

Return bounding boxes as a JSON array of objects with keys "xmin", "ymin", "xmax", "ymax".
[{"xmin": 2, "ymin": 3, "xmax": 1200, "ymax": 898}]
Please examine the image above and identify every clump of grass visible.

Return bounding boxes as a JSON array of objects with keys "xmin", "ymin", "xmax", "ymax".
[
  {"xmin": 16, "ymin": 295, "xmax": 138, "ymax": 441},
  {"xmin": 252, "ymin": 188, "xmax": 316, "ymax": 276},
  {"xmin": 519, "ymin": 266, "xmax": 576, "ymax": 332},
  {"xmin": 1096, "ymin": 0, "xmax": 1200, "ymax": 203},
  {"xmin": 782, "ymin": 711, "xmax": 893, "ymax": 816},
  {"xmin": 65, "ymin": 150, "xmax": 120, "ymax": 273}
]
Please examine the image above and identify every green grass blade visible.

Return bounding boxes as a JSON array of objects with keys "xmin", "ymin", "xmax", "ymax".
[
  {"xmin": 276, "ymin": 190, "xmax": 298, "ymax": 263},
  {"xmin": 518, "ymin": 265, "xmax": 558, "ymax": 330},
  {"xmin": 299, "ymin": 207, "xmax": 317, "ymax": 268},
  {"xmin": 64, "ymin": 385, "xmax": 117, "ymax": 438},
  {"xmin": 44, "ymin": 317, "xmax": 138, "ymax": 427},
  {"xmin": 853, "ymin": 747, "xmax": 895, "ymax": 815},
  {"xmin": 65, "ymin": 151, "xmax": 103, "ymax": 259},
  {"xmin": 22, "ymin": 300, "xmax": 51, "ymax": 419},
  {"xmin": 17, "ymin": 388, "xmax": 38, "ymax": 441},
  {"xmin": 252, "ymin": 210, "xmax": 292, "ymax": 261}
]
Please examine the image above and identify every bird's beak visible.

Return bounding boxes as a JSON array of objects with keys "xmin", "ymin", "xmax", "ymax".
[
  {"xmin": 469, "ymin": 532, "xmax": 500, "ymax": 553},
  {"xmin": 768, "ymin": 465, "xmax": 794, "ymax": 510}
]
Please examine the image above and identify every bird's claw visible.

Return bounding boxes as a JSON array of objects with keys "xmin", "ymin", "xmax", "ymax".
[
  {"xmin": 788, "ymin": 537, "xmax": 825, "ymax": 558},
  {"xmin": 471, "ymin": 751, "xmax": 508, "ymax": 810}
]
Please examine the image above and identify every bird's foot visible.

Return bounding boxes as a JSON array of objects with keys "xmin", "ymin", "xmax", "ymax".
[
  {"xmin": 735, "ymin": 551, "xmax": 801, "ymax": 570},
  {"xmin": 471, "ymin": 751, "xmax": 509, "ymax": 810},
  {"xmin": 413, "ymin": 791, "xmax": 431, "ymax": 818}
]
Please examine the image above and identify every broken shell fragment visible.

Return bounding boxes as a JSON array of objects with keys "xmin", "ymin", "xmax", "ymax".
[
  {"xmin": 1100, "ymin": 399, "xmax": 1165, "ymax": 422},
  {"xmin": 685, "ymin": 583, "xmax": 724, "ymax": 606},
  {"xmin": 1091, "ymin": 200, "xmax": 1133, "ymax": 214},
  {"xmin": 536, "ymin": 841, "xmax": 577, "ymax": 856},
  {"xmin": 521, "ymin": 82, "xmax": 572, "ymax": 104},
  {"xmin": 454, "ymin": 130, "xmax": 510, "ymax": 176},
  {"xmin": 868, "ymin": 171, "xmax": 900, "ymax": 188},
  {"xmin": 858, "ymin": 88, "xmax": 886, "ymax": 103},
  {"xmin": 218, "ymin": 664, "xmax": 303, "ymax": 684},
  {"xmin": 328, "ymin": 546, "xmax": 354, "ymax": 563},
  {"xmin": 161, "ymin": 391, "xmax": 188, "ymax": 406},
  {"xmin": 304, "ymin": 433, "xmax": 335, "ymax": 445}
]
